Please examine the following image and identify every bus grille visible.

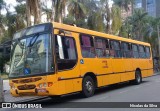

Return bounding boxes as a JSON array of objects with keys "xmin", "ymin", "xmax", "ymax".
[
  {"xmin": 18, "ymin": 84, "xmax": 36, "ymax": 90},
  {"xmin": 12, "ymin": 77, "xmax": 42, "ymax": 84}
]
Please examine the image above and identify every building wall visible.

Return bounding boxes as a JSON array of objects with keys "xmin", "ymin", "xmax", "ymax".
[
  {"xmin": 156, "ymin": 0, "xmax": 160, "ymax": 17},
  {"xmin": 135, "ymin": 0, "xmax": 160, "ymax": 17},
  {"xmin": 142, "ymin": 0, "xmax": 146, "ymax": 11}
]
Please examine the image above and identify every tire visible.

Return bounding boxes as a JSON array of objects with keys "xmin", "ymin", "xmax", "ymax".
[
  {"xmin": 133, "ymin": 70, "xmax": 142, "ymax": 85},
  {"xmin": 82, "ymin": 76, "xmax": 95, "ymax": 98}
]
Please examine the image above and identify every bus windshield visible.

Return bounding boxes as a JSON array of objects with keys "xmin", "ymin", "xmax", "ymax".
[{"xmin": 9, "ymin": 33, "xmax": 54, "ymax": 78}]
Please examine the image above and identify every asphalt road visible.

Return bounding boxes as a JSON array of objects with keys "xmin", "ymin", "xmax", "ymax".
[{"xmin": 1, "ymin": 74, "xmax": 160, "ymax": 111}]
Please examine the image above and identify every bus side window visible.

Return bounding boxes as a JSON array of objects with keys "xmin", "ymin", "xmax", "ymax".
[
  {"xmin": 145, "ymin": 47, "xmax": 151, "ymax": 58},
  {"xmin": 110, "ymin": 40, "xmax": 122, "ymax": 58},
  {"xmin": 55, "ymin": 35, "xmax": 77, "ymax": 71},
  {"xmin": 95, "ymin": 37, "xmax": 110, "ymax": 58},
  {"xmin": 139, "ymin": 45, "xmax": 146, "ymax": 58},
  {"xmin": 132, "ymin": 44, "xmax": 139, "ymax": 58},
  {"xmin": 121, "ymin": 42, "xmax": 132, "ymax": 58},
  {"xmin": 80, "ymin": 35, "xmax": 95, "ymax": 58}
]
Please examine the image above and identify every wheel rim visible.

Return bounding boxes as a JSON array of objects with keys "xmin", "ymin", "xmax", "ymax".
[
  {"xmin": 136, "ymin": 73, "xmax": 141, "ymax": 83},
  {"xmin": 85, "ymin": 80, "xmax": 93, "ymax": 93}
]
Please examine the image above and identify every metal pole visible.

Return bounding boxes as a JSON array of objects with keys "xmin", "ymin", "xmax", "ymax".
[{"xmin": 0, "ymin": 71, "xmax": 4, "ymax": 102}]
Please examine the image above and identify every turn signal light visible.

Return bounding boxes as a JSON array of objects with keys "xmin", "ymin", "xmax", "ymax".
[{"xmin": 48, "ymin": 82, "xmax": 53, "ymax": 87}]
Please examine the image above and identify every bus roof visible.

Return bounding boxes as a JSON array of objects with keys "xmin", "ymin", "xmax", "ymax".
[{"xmin": 52, "ymin": 22, "xmax": 150, "ymax": 46}]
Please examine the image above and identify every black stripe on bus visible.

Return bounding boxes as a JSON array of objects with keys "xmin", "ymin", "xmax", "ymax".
[{"xmin": 58, "ymin": 68, "xmax": 153, "ymax": 81}]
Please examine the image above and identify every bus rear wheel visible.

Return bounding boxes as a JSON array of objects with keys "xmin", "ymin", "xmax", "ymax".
[
  {"xmin": 82, "ymin": 76, "xmax": 95, "ymax": 98},
  {"xmin": 133, "ymin": 70, "xmax": 142, "ymax": 85}
]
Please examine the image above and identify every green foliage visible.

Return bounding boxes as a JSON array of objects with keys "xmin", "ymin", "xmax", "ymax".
[
  {"xmin": 88, "ymin": 11, "xmax": 105, "ymax": 32},
  {"xmin": 15, "ymin": 4, "xmax": 26, "ymax": 15},
  {"xmin": 111, "ymin": 5, "xmax": 122, "ymax": 35},
  {"xmin": 68, "ymin": 0, "xmax": 87, "ymax": 20},
  {"xmin": 121, "ymin": 9, "xmax": 148, "ymax": 40},
  {"xmin": 113, "ymin": 0, "xmax": 134, "ymax": 12},
  {"xmin": 63, "ymin": 15, "xmax": 75, "ymax": 25}
]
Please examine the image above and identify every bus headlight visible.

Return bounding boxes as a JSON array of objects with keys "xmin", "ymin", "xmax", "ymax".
[
  {"xmin": 39, "ymin": 84, "xmax": 43, "ymax": 88},
  {"xmin": 38, "ymin": 82, "xmax": 53, "ymax": 88},
  {"xmin": 43, "ymin": 83, "xmax": 47, "ymax": 87}
]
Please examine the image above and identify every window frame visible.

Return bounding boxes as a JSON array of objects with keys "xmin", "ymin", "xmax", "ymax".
[
  {"xmin": 139, "ymin": 45, "xmax": 146, "ymax": 59},
  {"xmin": 121, "ymin": 42, "xmax": 132, "ymax": 58},
  {"xmin": 79, "ymin": 34, "xmax": 95, "ymax": 58},
  {"xmin": 145, "ymin": 46, "xmax": 151, "ymax": 59},
  {"xmin": 94, "ymin": 36, "xmax": 110, "ymax": 58},
  {"xmin": 55, "ymin": 34, "xmax": 78, "ymax": 71},
  {"xmin": 109, "ymin": 40, "xmax": 122, "ymax": 58},
  {"xmin": 132, "ymin": 44, "xmax": 139, "ymax": 58}
]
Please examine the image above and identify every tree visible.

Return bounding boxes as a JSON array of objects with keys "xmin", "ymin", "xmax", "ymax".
[
  {"xmin": 42, "ymin": 5, "xmax": 52, "ymax": 22},
  {"xmin": 68, "ymin": 0, "xmax": 87, "ymax": 21},
  {"xmin": 0, "ymin": 0, "xmax": 5, "ymax": 38},
  {"xmin": 26, "ymin": 0, "xmax": 41, "ymax": 26},
  {"xmin": 113, "ymin": 0, "xmax": 134, "ymax": 13},
  {"xmin": 99, "ymin": 0, "xmax": 111, "ymax": 33},
  {"xmin": 0, "ymin": 0, "xmax": 5, "ymax": 15},
  {"xmin": 15, "ymin": 4, "xmax": 26, "ymax": 30},
  {"xmin": 51, "ymin": 0, "xmax": 67, "ymax": 23},
  {"xmin": 86, "ymin": 0, "xmax": 105, "ymax": 32},
  {"xmin": 128, "ymin": 9, "xmax": 148, "ymax": 40},
  {"xmin": 111, "ymin": 5, "xmax": 122, "ymax": 35},
  {"xmin": 113, "ymin": 0, "xmax": 134, "ymax": 38}
]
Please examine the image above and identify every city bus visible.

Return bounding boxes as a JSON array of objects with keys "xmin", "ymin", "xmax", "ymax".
[{"xmin": 9, "ymin": 22, "xmax": 153, "ymax": 98}]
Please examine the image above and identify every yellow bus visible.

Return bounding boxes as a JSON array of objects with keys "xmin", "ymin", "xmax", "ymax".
[{"xmin": 9, "ymin": 22, "xmax": 153, "ymax": 98}]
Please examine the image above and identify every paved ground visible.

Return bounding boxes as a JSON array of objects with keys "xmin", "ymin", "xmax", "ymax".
[
  {"xmin": 3, "ymin": 80, "xmax": 10, "ymax": 91},
  {"xmin": 1, "ymin": 73, "xmax": 160, "ymax": 111}
]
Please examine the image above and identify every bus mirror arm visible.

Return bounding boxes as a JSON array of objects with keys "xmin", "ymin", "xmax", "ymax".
[{"xmin": 59, "ymin": 30, "xmax": 65, "ymax": 36}]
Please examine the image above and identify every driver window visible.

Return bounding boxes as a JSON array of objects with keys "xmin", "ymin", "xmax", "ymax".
[{"xmin": 55, "ymin": 35, "xmax": 77, "ymax": 71}]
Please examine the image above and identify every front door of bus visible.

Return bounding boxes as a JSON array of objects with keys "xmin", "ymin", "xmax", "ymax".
[{"xmin": 54, "ymin": 31, "xmax": 81, "ymax": 95}]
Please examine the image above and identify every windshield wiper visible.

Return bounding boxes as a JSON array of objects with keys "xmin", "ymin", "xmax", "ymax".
[{"xmin": 28, "ymin": 33, "xmax": 39, "ymax": 47}]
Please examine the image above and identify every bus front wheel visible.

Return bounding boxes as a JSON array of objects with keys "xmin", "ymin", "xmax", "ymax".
[
  {"xmin": 82, "ymin": 76, "xmax": 95, "ymax": 98},
  {"xmin": 133, "ymin": 70, "xmax": 142, "ymax": 85}
]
